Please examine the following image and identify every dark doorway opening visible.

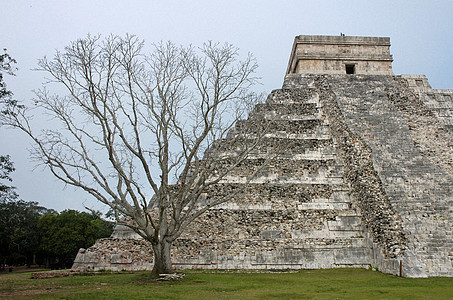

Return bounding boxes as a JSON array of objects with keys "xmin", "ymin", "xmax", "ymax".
[{"xmin": 345, "ymin": 64, "xmax": 355, "ymax": 74}]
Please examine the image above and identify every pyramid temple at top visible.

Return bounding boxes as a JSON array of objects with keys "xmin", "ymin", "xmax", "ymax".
[{"xmin": 72, "ymin": 35, "xmax": 453, "ymax": 277}]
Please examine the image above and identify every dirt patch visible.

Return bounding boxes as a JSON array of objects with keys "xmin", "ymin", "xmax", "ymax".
[
  {"xmin": 0, "ymin": 266, "xmax": 50, "ymax": 274},
  {"xmin": 0, "ymin": 287, "xmax": 61, "ymax": 297}
]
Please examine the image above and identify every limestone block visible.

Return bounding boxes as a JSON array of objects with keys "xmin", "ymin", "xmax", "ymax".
[
  {"xmin": 334, "ymin": 248, "xmax": 372, "ymax": 264},
  {"xmin": 260, "ymin": 230, "xmax": 283, "ymax": 239},
  {"xmin": 328, "ymin": 216, "xmax": 362, "ymax": 231}
]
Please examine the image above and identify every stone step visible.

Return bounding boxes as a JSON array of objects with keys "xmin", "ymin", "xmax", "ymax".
[
  {"xmin": 203, "ymin": 183, "xmax": 348, "ymax": 209},
  {"xmin": 330, "ymin": 184, "xmax": 350, "ymax": 192},
  {"xmin": 235, "ymin": 119, "xmax": 329, "ymax": 135},
  {"xmin": 212, "ymin": 149, "xmax": 338, "ymax": 160},
  {"xmin": 328, "ymin": 216, "xmax": 362, "ymax": 231},
  {"xmin": 337, "ymin": 210, "xmax": 362, "ymax": 217},
  {"xmin": 213, "ymin": 202, "xmax": 352, "ymax": 211},
  {"xmin": 264, "ymin": 131, "xmax": 331, "ymax": 139},
  {"xmin": 212, "ymin": 137, "xmax": 335, "ymax": 154},
  {"xmin": 260, "ymin": 115, "xmax": 326, "ymax": 122},
  {"xmin": 176, "ymin": 237, "xmax": 368, "ymax": 249},
  {"xmin": 219, "ymin": 175, "xmax": 345, "ymax": 185},
  {"xmin": 251, "ymin": 103, "xmax": 320, "ymax": 118},
  {"xmin": 270, "ymin": 229, "xmax": 366, "ymax": 241},
  {"xmin": 265, "ymin": 89, "xmax": 319, "ymax": 105},
  {"xmin": 228, "ymin": 131, "xmax": 332, "ymax": 140},
  {"xmin": 207, "ymin": 190, "xmax": 355, "ymax": 211},
  {"xmin": 214, "ymin": 158, "xmax": 344, "ymax": 178}
]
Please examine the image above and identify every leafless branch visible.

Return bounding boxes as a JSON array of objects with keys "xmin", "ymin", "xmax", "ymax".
[{"xmin": 0, "ymin": 35, "xmax": 266, "ymax": 274}]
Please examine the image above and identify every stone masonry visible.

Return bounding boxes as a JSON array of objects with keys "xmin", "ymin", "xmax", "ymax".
[
  {"xmin": 286, "ymin": 35, "xmax": 393, "ymax": 75},
  {"xmin": 73, "ymin": 35, "xmax": 452, "ymax": 277}
]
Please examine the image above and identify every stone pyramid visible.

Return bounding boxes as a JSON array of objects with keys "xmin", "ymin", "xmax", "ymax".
[{"xmin": 73, "ymin": 35, "xmax": 453, "ymax": 277}]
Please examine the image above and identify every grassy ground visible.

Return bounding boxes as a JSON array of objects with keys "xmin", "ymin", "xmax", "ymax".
[{"xmin": 1, "ymin": 268, "xmax": 452, "ymax": 299}]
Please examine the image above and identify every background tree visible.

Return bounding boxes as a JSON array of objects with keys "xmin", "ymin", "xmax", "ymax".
[
  {"xmin": 38, "ymin": 210, "xmax": 113, "ymax": 268},
  {"xmin": 0, "ymin": 51, "xmax": 113, "ymax": 269},
  {"xmin": 0, "ymin": 148, "xmax": 53, "ymax": 268},
  {"xmin": 0, "ymin": 155, "xmax": 18, "ymax": 202},
  {"xmin": 0, "ymin": 50, "xmax": 20, "ymax": 202},
  {"xmin": 0, "ymin": 201, "xmax": 112, "ymax": 268},
  {"xmin": 1, "ymin": 35, "xmax": 265, "ymax": 274},
  {"xmin": 0, "ymin": 200, "xmax": 54, "ymax": 267},
  {"xmin": 0, "ymin": 48, "xmax": 16, "ymax": 104}
]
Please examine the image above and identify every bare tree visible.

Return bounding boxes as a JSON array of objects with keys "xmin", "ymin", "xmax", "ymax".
[{"xmin": 1, "ymin": 35, "xmax": 265, "ymax": 274}]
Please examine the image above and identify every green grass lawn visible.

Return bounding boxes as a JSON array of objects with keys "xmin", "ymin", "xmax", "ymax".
[{"xmin": 1, "ymin": 268, "xmax": 452, "ymax": 299}]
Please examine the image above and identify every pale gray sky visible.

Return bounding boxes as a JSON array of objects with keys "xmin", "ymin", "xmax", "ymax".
[{"xmin": 1, "ymin": 0, "xmax": 452, "ymax": 212}]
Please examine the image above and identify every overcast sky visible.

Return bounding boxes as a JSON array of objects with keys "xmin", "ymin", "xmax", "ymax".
[{"xmin": 1, "ymin": 0, "xmax": 452, "ymax": 212}]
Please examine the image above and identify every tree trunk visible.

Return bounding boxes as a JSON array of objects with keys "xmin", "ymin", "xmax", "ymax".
[{"xmin": 151, "ymin": 239, "xmax": 174, "ymax": 275}]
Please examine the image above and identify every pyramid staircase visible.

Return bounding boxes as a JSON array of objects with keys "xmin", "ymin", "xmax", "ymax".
[
  {"xmin": 171, "ymin": 84, "xmax": 373, "ymax": 270},
  {"xmin": 321, "ymin": 75, "xmax": 453, "ymax": 277}
]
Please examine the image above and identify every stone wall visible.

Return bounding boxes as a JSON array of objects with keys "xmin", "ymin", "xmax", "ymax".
[
  {"xmin": 287, "ymin": 35, "xmax": 393, "ymax": 75},
  {"xmin": 72, "ymin": 238, "xmax": 153, "ymax": 272}
]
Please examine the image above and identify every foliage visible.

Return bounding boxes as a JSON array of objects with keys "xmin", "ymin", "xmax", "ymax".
[
  {"xmin": 0, "ymin": 155, "xmax": 18, "ymax": 202},
  {"xmin": 1, "ymin": 269, "xmax": 453, "ymax": 299},
  {"xmin": 1, "ymin": 35, "xmax": 265, "ymax": 274},
  {"xmin": 0, "ymin": 48, "xmax": 16, "ymax": 103},
  {"xmin": 0, "ymin": 200, "xmax": 54, "ymax": 265},
  {"xmin": 0, "ymin": 153, "xmax": 111, "ymax": 267},
  {"xmin": 0, "ymin": 192, "xmax": 112, "ymax": 266},
  {"xmin": 0, "ymin": 50, "xmax": 113, "ymax": 266},
  {"xmin": 0, "ymin": 50, "xmax": 19, "ymax": 202},
  {"xmin": 37, "ymin": 210, "xmax": 113, "ymax": 260}
]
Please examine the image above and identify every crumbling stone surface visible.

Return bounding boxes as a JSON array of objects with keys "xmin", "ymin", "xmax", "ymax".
[
  {"xmin": 387, "ymin": 76, "xmax": 453, "ymax": 176},
  {"xmin": 213, "ymin": 158, "xmax": 336, "ymax": 178},
  {"xmin": 236, "ymin": 119, "xmax": 325, "ymax": 135},
  {"xmin": 72, "ymin": 238, "xmax": 153, "ymax": 272},
  {"xmin": 74, "ymin": 73, "xmax": 452, "ymax": 277},
  {"xmin": 312, "ymin": 75, "xmax": 407, "ymax": 259},
  {"xmin": 214, "ymin": 137, "xmax": 334, "ymax": 157},
  {"xmin": 265, "ymin": 88, "xmax": 319, "ymax": 105},
  {"xmin": 180, "ymin": 209, "xmax": 337, "ymax": 240},
  {"xmin": 157, "ymin": 273, "xmax": 185, "ymax": 281},
  {"xmin": 31, "ymin": 270, "xmax": 72, "ymax": 279},
  {"xmin": 205, "ymin": 183, "xmax": 334, "ymax": 208},
  {"xmin": 250, "ymin": 103, "xmax": 319, "ymax": 119}
]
